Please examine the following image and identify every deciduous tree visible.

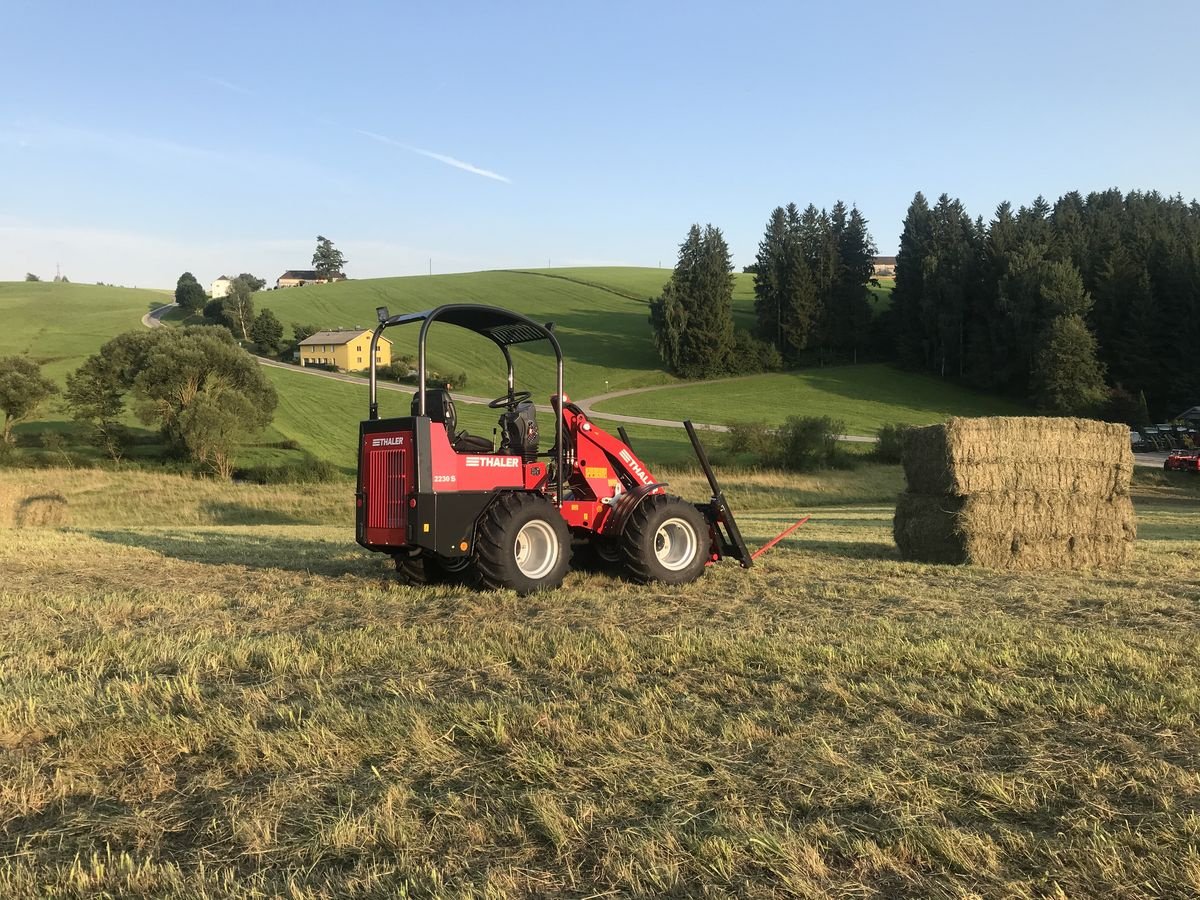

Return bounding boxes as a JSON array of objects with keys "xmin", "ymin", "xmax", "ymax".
[
  {"xmin": 251, "ymin": 308, "xmax": 285, "ymax": 353},
  {"xmin": 312, "ymin": 236, "xmax": 347, "ymax": 279},
  {"xmin": 174, "ymin": 272, "xmax": 206, "ymax": 313},
  {"xmin": 0, "ymin": 356, "xmax": 58, "ymax": 444},
  {"xmin": 221, "ymin": 277, "xmax": 256, "ymax": 340}
]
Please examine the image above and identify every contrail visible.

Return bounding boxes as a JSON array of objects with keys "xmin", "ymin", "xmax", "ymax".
[
  {"xmin": 205, "ymin": 76, "xmax": 254, "ymax": 96},
  {"xmin": 356, "ymin": 129, "xmax": 511, "ymax": 184}
]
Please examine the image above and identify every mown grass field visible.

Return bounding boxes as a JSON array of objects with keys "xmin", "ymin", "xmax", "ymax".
[
  {"xmin": 592, "ymin": 364, "xmax": 1028, "ymax": 433},
  {"xmin": 0, "ymin": 467, "xmax": 1198, "ymax": 896}
]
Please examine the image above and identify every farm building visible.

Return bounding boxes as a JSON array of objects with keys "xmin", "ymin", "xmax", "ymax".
[
  {"xmin": 210, "ymin": 275, "xmax": 232, "ymax": 298},
  {"xmin": 872, "ymin": 256, "xmax": 897, "ymax": 276},
  {"xmin": 299, "ymin": 329, "xmax": 392, "ymax": 371},
  {"xmin": 1177, "ymin": 406, "xmax": 1200, "ymax": 426},
  {"xmin": 276, "ymin": 269, "xmax": 346, "ymax": 288}
]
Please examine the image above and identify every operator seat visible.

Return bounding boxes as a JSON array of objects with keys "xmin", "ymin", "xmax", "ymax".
[
  {"xmin": 497, "ymin": 398, "xmax": 540, "ymax": 462},
  {"xmin": 411, "ymin": 389, "xmax": 493, "ymax": 454}
]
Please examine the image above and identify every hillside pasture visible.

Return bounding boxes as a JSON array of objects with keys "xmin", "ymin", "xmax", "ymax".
[
  {"xmin": 594, "ymin": 364, "xmax": 1029, "ymax": 433},
  {"xmin": 255, "ymin": 270, "xmax": 674, "ymax": 402},
  {"xmin": 0, "ymin": 281, "xmax": 169, "ymax": 382},
  {"xmin": 0, "ymin": 467, "xmax": 1197, "ymax": 896}
]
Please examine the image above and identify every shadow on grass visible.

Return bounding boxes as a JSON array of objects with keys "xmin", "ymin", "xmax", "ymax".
[
  {"xmin": 88, "ymin": 528, "xmax": 379, "ymax": 577},
  {"xmin": 800, "ymin": 540, "xmax": 900, "ymax": 561},
  {"xmin": 195, "ymin": 501, "xmax": 315, "ymax": 526}
]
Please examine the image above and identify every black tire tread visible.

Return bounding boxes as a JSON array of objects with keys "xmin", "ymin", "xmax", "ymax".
[
  {"xmin": 619, "ymin": 494, "xmax": 709, "ymax": 585},
  {"xmin": 474, "ymin": 492, "xmax": 571, "ymax": 593},
  {"xmin": 395, "ymin": 552, "xmax": 435, "ymax": 586}
]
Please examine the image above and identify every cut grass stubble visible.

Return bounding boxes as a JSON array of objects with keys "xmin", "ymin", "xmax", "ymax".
[{"xmin": 0, "ymin": 467, "xmax": 1198, "ymax": 896}]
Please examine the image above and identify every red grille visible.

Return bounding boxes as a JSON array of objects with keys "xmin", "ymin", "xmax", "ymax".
[{"xmin": 367, "ymin": 448, "xmax": 407, "ymax": 530}]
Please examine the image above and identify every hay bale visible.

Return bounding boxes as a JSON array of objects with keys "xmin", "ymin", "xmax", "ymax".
[
  {"xmin": 893, "ymin": 491, "xmax": 1136, "ymax": 570},
  {"xmin": 902, "ymin": 417, "xmax": 1133, "ymax": 498},
  {"xmin": 895, "ymin": 417, "xmax": 1136, "ymax": 570},
  {"xmin": 12, "ymin": 492, "xmax": 70, "ymax": 528},
  {"xmin": 893, "ymin": 493, "xmax": 966, "ymax": 564}
]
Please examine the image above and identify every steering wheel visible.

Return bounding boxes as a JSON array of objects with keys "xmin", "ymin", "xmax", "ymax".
[{"xmin": 488, "ymin": 390, "xmax": 532, "ymax": 410}]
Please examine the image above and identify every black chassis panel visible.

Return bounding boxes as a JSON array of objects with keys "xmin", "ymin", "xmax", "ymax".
[{"xmin": 411, "ymin": 491, "xmax": 497, "ymax": 558}]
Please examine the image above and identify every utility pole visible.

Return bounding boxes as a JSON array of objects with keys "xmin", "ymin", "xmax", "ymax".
[{"xmin": 428, "ymin": 258, "xmax": 432, "ymax": 276}]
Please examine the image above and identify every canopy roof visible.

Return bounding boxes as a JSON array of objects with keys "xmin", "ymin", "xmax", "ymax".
[{"xmin": 383, "ymin": 304, "xmax": 554, "ymax": 348}]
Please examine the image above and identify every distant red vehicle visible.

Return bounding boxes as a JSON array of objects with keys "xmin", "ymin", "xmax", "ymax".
[{"xmin": 1164, "ymin": 449, "xmax": 1200, "ymax": 473}]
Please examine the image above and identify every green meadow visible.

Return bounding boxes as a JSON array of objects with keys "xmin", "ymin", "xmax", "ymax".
[
  {"xmin": 0, "ymin": 281, "xmax": 169, "ymax": 381},
  {"xmin": 592, "ymin": 364, "xmax": 1028, "ymax": 433}
]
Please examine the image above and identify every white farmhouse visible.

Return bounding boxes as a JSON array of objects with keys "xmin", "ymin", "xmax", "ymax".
[{"xmin": 210, "ymin": 275, "xmax": 232, "ymax": 298}]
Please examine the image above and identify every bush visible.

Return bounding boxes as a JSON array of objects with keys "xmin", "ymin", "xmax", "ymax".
[
  {"xmin": 240, "ymin": 457, "xmax": 340, "ymax": 485},
  {"xmin": 724, "ymin": 421, "xmax": 777, "ymax": 460},
  {"xmin": 730, "ymin": 332, "xmax": 783, "ymax": 375},
  {"xmin": 776, "ymin": 416, "xmax": 846, "ymax": 471},
  {"xmin": 873, "ymin": 423, "xmax": 909, "ymax": 464},
  {"xmin": 723, "ymin": 416, "xmax": 849, "ymax": 470}
]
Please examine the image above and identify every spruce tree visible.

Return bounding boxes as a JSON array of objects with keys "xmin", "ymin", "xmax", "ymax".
[
  {"xmin": 1032, "ymin": 314, "xmax": 1108, "ymax": 414},
  {"xmin": 827, "ymin": 205, "xmax": 875, "ymax": 362},
  {"xmin": 650, "ymin": 225, "xmax": 736, "ymax": 378},
  {"xmin": 891, "ymin": 192, "xmax": 934, "ymax": 369},
  {"xmin": 753, "ymin": 203, "xmax": 819, "ymax": 363},
  {"xmin": 753, "ymin": 207, "xmax": 789, "ymax": 350}
]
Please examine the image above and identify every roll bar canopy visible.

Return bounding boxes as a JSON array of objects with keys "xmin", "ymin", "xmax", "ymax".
[{"xmin": 367, "ymin": 303, "xmax": 565, "ymax": 505}]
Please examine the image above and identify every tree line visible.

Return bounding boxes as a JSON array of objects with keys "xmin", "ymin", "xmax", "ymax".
[
  {"xmin": 649, "ymin": 202, "xmax": 879, "ymax": 379},
  {"xmin": 651, "ymin": 190, "xmax": 1199, "ymax": 421},
  {"xmin": 890, "ymin": 189, "xmax": 1200, "ymax": 419}
]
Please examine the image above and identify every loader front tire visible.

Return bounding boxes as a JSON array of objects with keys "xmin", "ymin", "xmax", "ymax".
[
  {"xmin": 620, "ymin": 494, "xmax": 709, "ymax": 585},
  {"xmin": 474, "ymin": 493, "xmax": 572, "ymax": 594}
]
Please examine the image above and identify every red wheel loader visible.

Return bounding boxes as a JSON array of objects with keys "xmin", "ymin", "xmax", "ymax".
[{"xmin": 356, "ymin": 304, "xmax": 754, "ymax": 593}]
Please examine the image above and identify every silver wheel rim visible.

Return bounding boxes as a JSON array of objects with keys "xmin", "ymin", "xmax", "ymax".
[
  {"xmin": 514, "ymin": 519, "xmax": 559, "ymax": 580},
  {"xmin": 654, "ymin": 517, "xmax": 698, "ymax": 571}
]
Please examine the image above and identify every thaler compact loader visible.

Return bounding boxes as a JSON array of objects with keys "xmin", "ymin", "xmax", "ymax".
[{"xmin": 356, "ymin": 304, "xmax": 759, "ymax": 594}]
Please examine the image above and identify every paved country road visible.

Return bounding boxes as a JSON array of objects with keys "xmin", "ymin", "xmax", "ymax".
[{"xmin": 141, "ymin": 303, "xmax": 1164, "ymax": 465}]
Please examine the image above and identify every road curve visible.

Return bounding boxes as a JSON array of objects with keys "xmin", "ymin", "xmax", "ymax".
[{"xmin": 142, "ymin": 303, "xmax": 176, "ymax": 328}]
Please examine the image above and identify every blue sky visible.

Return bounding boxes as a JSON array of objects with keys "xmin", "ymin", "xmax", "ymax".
[{"xmin": 2, "ymin": 0, "xmax": 1197, "ymax": 288}]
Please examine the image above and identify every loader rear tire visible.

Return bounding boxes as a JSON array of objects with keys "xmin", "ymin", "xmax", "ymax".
[
  {"xmin": 394, "ymin": 551, "xmax": 472, "ymax": 586},
  {"xmin": 474, "ymin": 493, "xmax": 572, "ymax": 594},
  {"xmin": 620, "ymin": 494, "xmax": 709, "ymax": 585}
]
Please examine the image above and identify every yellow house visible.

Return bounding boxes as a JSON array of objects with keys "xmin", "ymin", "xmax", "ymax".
[{"xmin": 298, "ymin": 329, "xmax": 392, "ymax": 371}]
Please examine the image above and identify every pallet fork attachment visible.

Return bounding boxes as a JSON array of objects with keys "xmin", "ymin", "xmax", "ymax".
[{"xmin": 684, "ymin": 419, "xmax": 754, "ymax": 568}]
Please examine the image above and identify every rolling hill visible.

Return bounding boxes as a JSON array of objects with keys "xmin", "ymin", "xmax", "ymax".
[
  {"xmin": 2, "ymin": 269, "xmax": 1016, "ymax": 472},
  {"xmin": 0, "ymin": 281, "xmax": 169, "ymax": 381}
]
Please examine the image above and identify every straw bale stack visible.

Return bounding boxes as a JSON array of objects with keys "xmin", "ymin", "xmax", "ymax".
[{"xmin": 893, "ymin": 417, "xmax": 1135, "ymax": 570}]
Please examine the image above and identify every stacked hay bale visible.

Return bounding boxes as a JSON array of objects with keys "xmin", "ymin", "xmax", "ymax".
[{"xmin": 894, "ymin": 417, "xmax": 1135, "ymax": 569}]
